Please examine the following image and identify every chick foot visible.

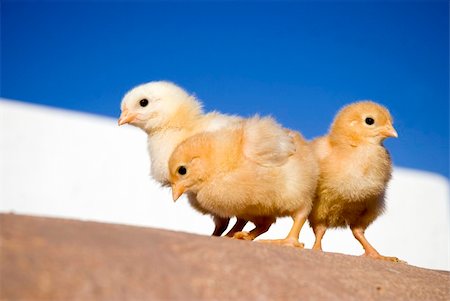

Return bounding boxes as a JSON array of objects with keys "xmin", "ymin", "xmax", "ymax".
[
  {"xmin": 363, "ymin": 252, "xmax": 406, "ymax": 263},
  {"xmin": 232, "ymin": 231, "xmax": 256, "ymax": 241},
  {"xmin": 225, "ymin": 218, "xmax": 248, "ymax": 238},
  {"xmin": 352, "ymin": 227, "xmax": 406, "ymax": 263},
  {"xmin": 258, "ymin": 237, "xmax": 304, "ymax": 248},
  {"xmin": 259, "ymin": 208, "xmax": 307, "ymax": 248},
  {"xmin": 232, "ymin": 217, "xmax": 274, "ymax": 241}
]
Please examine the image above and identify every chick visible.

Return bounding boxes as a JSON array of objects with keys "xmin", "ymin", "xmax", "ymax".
[
  {"xmin": 168, "ymin": 116, "xmax": 318, "ymax": 245},
  {"xmin": 118, "ymin": 81, "xmax": 247, "ymax": 236},
  {"xmin": 309, "ymin": 101, "xmax": 400, "ymax": 261}
]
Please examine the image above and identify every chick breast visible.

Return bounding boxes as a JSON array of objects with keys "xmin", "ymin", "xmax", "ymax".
[{"xmin": 309, "ymin": 141, "xmax": 392, "ymax": 229}]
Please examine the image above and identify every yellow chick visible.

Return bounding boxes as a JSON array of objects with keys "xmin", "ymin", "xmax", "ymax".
[
  {"xmin": 168, "ymin": 116, "xmax": 319, "ymax": 244},
  {"xmin": 118, "ymin": 81, "xmax": 246, "ymax": 236},
  {"xmin": 309, "ymin": 101, "xmax": 400, "ymax": 261}
]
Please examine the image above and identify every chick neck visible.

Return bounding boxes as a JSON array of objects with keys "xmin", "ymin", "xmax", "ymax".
[{"xmin": 329, "ymin": 131, "xmax": 385, "ymax": 148}]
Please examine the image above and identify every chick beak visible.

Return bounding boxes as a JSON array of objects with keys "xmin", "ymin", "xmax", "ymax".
[
  {"xmin": 118, "ymin": 110, "xmax": 137, "ymax": 126},
  {"xmin": 381, "ymin": 124, "xmax": 398, "ymax": 138},
  {"xmin": 171, "ymin": 183, "xmax": 186, "ymax": 202}
]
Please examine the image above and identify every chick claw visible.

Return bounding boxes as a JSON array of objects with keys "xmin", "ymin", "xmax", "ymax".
[{"xmin": 258, "ymin": 238, "xmax": 305, "ymax": 248}]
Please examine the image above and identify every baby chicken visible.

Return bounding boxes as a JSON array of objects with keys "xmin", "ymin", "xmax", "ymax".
[
  {"xmin": 309, "ymin": 101, "xmax": 400, "ymax": 261},
  {"xmin": 169, "ymin": 116, "xmax": 318, "ymax": 245},
  {"xmin": 118, "ymin": 81, "xmax": 246, "ymax": 236}
]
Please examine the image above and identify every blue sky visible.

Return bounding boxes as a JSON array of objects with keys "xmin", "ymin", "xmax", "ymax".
[{"xmin": 1, "ymin": 1, "xmax": 448, "ymax": 177}]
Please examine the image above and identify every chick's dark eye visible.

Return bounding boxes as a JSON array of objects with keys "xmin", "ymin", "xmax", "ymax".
[
  {"xmin": 177, "ymin": 166, "xmax": 187, "ymax": 175},
  {"xmin": 139, "ymin": 99, "xmax": 149, "ymax": 107},
  {"xmin": 365, "ymin": 117, "xmax": 375, "ymax": 125}
]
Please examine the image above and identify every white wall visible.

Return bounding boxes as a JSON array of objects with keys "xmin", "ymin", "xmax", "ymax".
[{"xmin": 1, "ymin": 99, "xmax": 449, "ymax": 270}]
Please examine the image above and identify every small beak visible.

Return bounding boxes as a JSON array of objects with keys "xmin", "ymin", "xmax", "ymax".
[
  {"xmin": 118, "ymin": 110, "xmax": 137, "ymax": 126},
  {"xmin": 381, "ymin": 124, "xmax": 398, "ymax": 138},
  {"xmin": 171, "ymin": 183, "xmax": 186, "ymax": 202}
]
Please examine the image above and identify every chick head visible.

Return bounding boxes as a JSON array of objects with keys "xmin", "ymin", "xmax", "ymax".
[
  {"xmin": 330, "ymin": 101, "xmax": 398, "ymax": 145},
  {"xmin": 118, "ymin": 81, "xmax": 202, "ymax": 132},
  {"xmin": 168, "ymin": 134, "xmax": 213, "ymax": 201}
]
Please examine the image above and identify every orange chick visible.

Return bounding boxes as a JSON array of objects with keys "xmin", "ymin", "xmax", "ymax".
[
  {"xmin": 169, "ymin": 116, "xmax": 318, "ymax": 244},
  {"xmin": 309, "ymin": 101, "xmax": 401, "ymax": 261}
]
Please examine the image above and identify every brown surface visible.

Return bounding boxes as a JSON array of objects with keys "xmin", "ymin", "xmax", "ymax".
[{"xmin": 1, "ymin": 214, "xmax": 449, "ymax": 301}]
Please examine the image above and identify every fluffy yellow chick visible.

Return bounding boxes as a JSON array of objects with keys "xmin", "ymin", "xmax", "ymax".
[
  {"xmin": 309, "ymin": 101, "xmax": 400, "ymax": 261},
  {"xmin": 168, "ymin": 116, "xmax": 319, "ymax": 244},
  {"xmin": 118, "ymin": 81, "xmax": 246, "ymax": 236}
]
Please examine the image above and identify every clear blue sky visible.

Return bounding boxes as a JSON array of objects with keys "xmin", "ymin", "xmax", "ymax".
[{"xmin": 1, "ymin": 1, "xmax": 448, "ymax": 177}]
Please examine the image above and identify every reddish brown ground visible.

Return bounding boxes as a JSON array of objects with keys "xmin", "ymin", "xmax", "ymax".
[{"xmin": 1, "ymin": 214, "xmax": 448, "ymax": 301}]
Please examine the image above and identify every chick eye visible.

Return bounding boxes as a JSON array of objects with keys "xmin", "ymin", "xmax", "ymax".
[
  {"xmin": 177, "ymin": 166, "xmax": 187, "ymax": 175},
  {"xmin": 365, "ymin": 117, "xmax": 375, "ymax": 125},
  {"xmin": 139, "ymin": 99, "xmax": 149, "ymax": 107}
]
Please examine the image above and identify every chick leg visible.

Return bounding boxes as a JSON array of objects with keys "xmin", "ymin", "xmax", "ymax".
[
  {"xmin": 258, "ymin": 207, "xmax": 309, "ymax": 248},
  {"xmin": 224, "ymin": 218, "xmax": 248, "ymax": 237},
  {"xmin": 233, "ymin": 217, "xmax": 274, "ymax": 241},
  {"xmin": 211, "ymin": 216, "xmax": 230, "ymax": 236},
  {"xmin": 312, "ymin": 224, "xmax": 327, "ymax": 251},
  {"xmin": 351, "ymin": 226, "xmax": 402, "ymax": 263}
]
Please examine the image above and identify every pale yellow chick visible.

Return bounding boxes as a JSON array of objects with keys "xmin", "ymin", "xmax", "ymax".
[
  {"xmin": 169, "ymin": 116, "xmax": 319, "ymax": 244},
  {"xmin": 309, "ymin": 101, "xmax": 400, "ymax": 261},
  {"xmin": 118, "ymin": 81, "xmax": 245, "ymax": 236}
]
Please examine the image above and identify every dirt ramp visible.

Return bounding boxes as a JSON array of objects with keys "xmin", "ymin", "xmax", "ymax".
[{"xmin": 1, "ymin": 214, "xmax": 448, "ymax": 301}]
